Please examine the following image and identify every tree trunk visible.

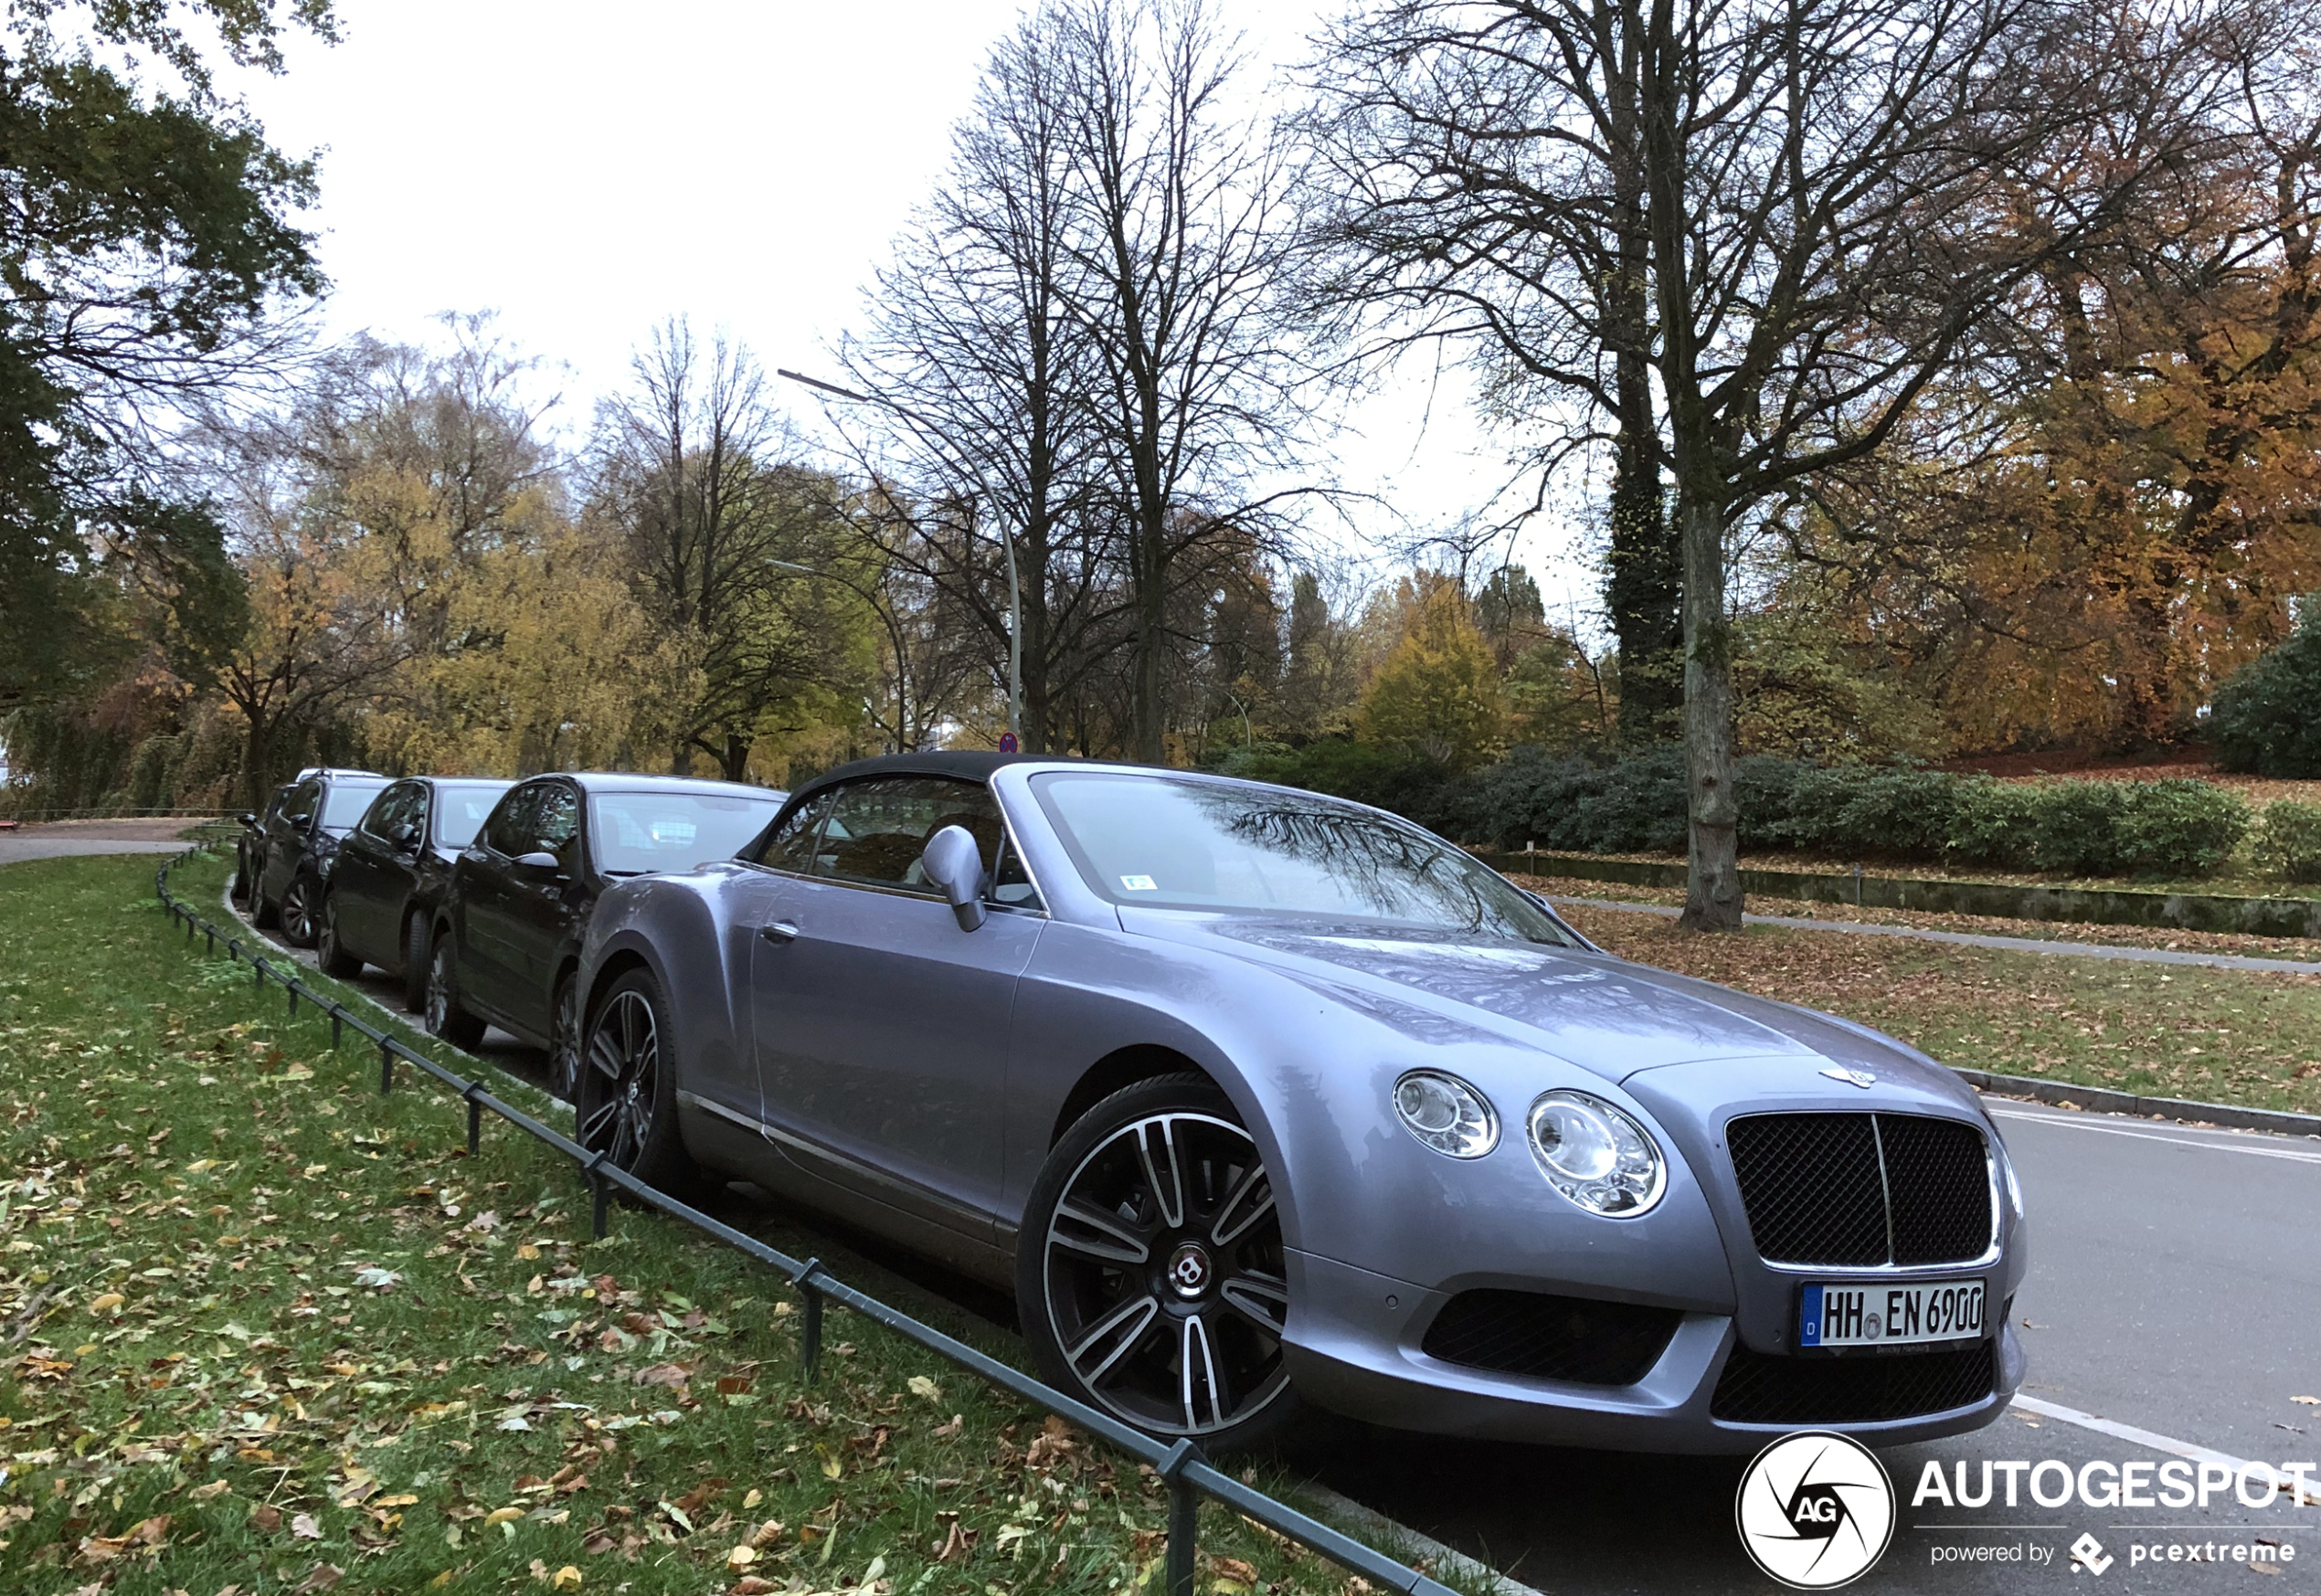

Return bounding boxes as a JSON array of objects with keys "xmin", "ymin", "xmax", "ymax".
[
  {"xmin": 1677, "ymin": 491, "xmax": 1742, "ymax": 931},
  {"xmin": 718, "ymin": 732, "xmax": 750, "ymax": 784},
  {"xmin": 1133, "ymin": 502, "xmax": 1166, "ymax": 763}
]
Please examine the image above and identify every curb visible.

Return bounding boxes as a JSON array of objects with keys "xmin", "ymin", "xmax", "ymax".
[
  {"xmin": 1296, "ymin": 1484, "xmax": 1545, "ymax": 1596},
  {"xmin": 1956, "ymin": 1066, "xmax": 2321, "ymax": 1138}
]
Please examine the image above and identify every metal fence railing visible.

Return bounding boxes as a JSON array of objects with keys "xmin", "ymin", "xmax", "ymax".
[{"xmin": 151, "ymin": 844, "xmax": 1467, "ymax": 1596}]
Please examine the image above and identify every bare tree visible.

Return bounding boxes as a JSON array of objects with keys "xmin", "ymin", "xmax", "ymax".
[
  {"xmin": 592, "ymin": 322, "xmax": 870, "ymax": 781},
  {"xmin": 838, "ymin": 7, "xmax": 1118, "ymax": 756},
  {"xmin": 1310, "ymin": 0, "xmax": 2271, "ymax": 926},
  {"xmin": 1055, "ymin": 0, "xmax": 1313, "ymax": 762}
]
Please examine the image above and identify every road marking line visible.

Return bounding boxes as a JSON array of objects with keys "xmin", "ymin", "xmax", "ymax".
[
  {"xmin": 1987, "ymin": 1108, "xmax": 2321, "ymax": 1164},
  {"xmin": 1298, "ymin": 1482, "xmax": 1546, "ymax": 1596},
  {"xmin": 2010, "ymin": 1396, "xmax": 2321, "ymax": 1506}
]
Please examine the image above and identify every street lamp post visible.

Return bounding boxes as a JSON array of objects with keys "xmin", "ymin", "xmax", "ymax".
[
  {"xmin": 778, "ymin": 368, "xmax": 1023, "ymax": 746},
  {"xmin": 768, "ymin": 557, "xmax": 915, "ymax": 754}
]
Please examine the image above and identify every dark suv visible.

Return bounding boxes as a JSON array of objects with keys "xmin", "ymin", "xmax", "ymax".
[
  {"xmin": 317, "ymin": 777, "xmax": 515, "ymax": 1009},
  {"xmin": 427, "ymin": 773, "xmax": 786, "ymax": 1097},
  {"xmin": 241, "ymin": 768, "xmax": 391, "ymax": 946}
]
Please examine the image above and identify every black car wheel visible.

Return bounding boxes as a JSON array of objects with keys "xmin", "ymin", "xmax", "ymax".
[
  {"xmin": 316, "ymin": 893, "xmax": 362, "ymax": 978},
  {"xmin": 279, "ymin": 873, "xmax": 320, "ymax": 947},
  {"xmin": 424, "ymin": 935, "xmax": 486, "ymax": 1050},
  {"xmin": 548, "ymin": 973, "xmax": 583, "ymax": 1102},
  {"xmin": 578, "ymin": 968, "xmax": 698, "ymax": 1197},
  {"xmin": 400, "ymin": 912, "xmax": 430, "ymax": 1014},
  {"xmin": 249, "ymin": 854, "xmax": 280, "ymax": 929},
  {"xmin": 1018, "ymin": 1073, "xmax": 1297, "ymax": 1451}
]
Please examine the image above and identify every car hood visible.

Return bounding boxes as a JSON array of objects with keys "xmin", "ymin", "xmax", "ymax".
[{"xmin": 1115, "ymin": 908, "xmax": 1962, "ymax": 1094}]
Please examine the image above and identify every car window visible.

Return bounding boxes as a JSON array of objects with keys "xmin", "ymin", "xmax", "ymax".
[
  {"xmin": 750, "ymin": 791, "xmax": 833, "ymax": 873},
  {"xmin": 430, "ymin": 782, "xmax": 508, "ymax": 850},
  {"xmin": 588, "ymin": 790, "xmax": 785, "ymax": 875},
  {"xmin": 535, "ymin": 785, "xmax": 581, "ymax": 866},
  {"xmin": 1033, "ymin": 771, "xmax": 1575, "ymax": 944},
  {"xmin": 482, "ymin": 786, "xmax": 541, "ymax": 858},
  {"xmin": 811, "ymin": 777, "xmax": 1007, "ymax": 893},
  {"xmin": 359, "ymin": 784, "xmax": 419, "ymax": 842},
  {"xmin": 281, "ymin": 778, "xmax": 322, "ymax": 826},
  {"xmin": 321, "ymin": 779, "xmax": 388, "ymax": 830}
]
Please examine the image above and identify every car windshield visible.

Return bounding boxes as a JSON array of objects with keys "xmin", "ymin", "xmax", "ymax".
[
  {"xmin": 320, "ymin": 781, "xmax": 389, "ymax": 830},
  {"xmin": 590, "ymin": 790, "xmax": 784, "ymax": 875},
  {"xmin": 1033, "ymin": 772, "xmax": 1575, "ymax": 944},
  {"xmin": 432, "ymin": 782, "xmax": 510, "ymax": 850}
]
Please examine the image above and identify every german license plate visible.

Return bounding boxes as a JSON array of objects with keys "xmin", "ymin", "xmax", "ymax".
[{"xmin": 1799, "ymin": 1280, "xmax": 1984, "ymax": 1348}]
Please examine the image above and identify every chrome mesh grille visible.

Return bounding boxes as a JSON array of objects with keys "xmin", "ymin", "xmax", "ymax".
[{"xmin": 1726, "ymin": 1112, "xmax": 1991, "ymax": 1267}]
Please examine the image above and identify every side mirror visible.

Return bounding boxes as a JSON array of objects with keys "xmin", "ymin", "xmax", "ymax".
[
  {"xmin": 919, "ymin": 825, "xmax": 987, "ymax": 932},
  {"xmin": 514, "ymin": 850, "xmax": 563, "ymax": 878},
  {"xmin": 237, "ymin": 812, "xmax": 258, "ymax": 828}
]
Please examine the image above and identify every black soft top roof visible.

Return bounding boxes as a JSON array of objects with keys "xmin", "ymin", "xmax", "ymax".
[{"xmin": 785, "ymin": 751, "xmax": 1037, "ymax": 809}]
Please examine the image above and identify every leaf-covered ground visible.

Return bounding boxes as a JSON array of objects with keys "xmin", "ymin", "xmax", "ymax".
[
  {"xmin": 1553, "ymin": 900, "xmax": 2321, "ymax": 1116},
  {"xmin": 0, "ymin": 853, "xmax": 1401, "ymax": 1596}
]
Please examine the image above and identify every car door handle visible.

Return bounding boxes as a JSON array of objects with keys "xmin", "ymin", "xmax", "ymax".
[{"xmin": 758, "ymin": 922, "xmax": 800, "ymax": 945}]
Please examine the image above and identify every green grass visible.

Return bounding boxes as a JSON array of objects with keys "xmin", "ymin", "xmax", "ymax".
[
  {"xmin": 0, "ymin": 852, "xmax": 1414, "ymax": 1596},
  {"xmin": 1564, "ymin": 905, "xmax": 2321, "ymax": 1116}
]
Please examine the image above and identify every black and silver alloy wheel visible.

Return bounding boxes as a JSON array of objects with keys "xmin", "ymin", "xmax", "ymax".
[
  {"xmin": 548, "ymin": 977, "xmax": 583, "ymax": 1103},
  {"xmin": 575, "ymin": 969, "xmax": 699, "ymax": 1198},
  {"xmin": 424, "ymin": 936, "xmax": 484, "ymax": 1050},
  {"xmin": 280, "ymin": 874, "xmax": 317, "ymax": 946},
  {"xmin": 1025, "ymin": 1082, "xmax": 1293, "ymax": 1445},
  {"xmin": 579, "ymin": 988, "xmax": 658, "ymax": 1168}
]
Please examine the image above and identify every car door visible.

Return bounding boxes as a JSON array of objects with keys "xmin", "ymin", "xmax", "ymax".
[
  {"xmin": 457, "ymin": 782, "xmax": 543, "ymax": 1025},
  {"xmin": 263, "ymin": 778, "xmax": 322, "ymax": 902},
  {"xmin": 500, "ymin": 781, "xmax": 584, "ymax": 1041},
  {"xmin": 335, "ymin": 783, "xmax": 415, "ymax": 962},
  {"xmin": 748, "ymin": 774, "xmax": 1044, "ymax": 1237}
]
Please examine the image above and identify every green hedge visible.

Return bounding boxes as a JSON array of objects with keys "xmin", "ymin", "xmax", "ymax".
[
  {"xmin": 1223, "ymin": 740, "xmax": 2264, "ymax": 880},
  {"xmin": 2253, "ymin": 801, "xmax": 2321, "ymax": 884}
]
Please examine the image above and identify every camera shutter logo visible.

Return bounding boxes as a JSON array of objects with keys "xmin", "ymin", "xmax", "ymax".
[{"xmin": 1735, "ymin": 1432, "xmax": 1896, "ymax": 1588}]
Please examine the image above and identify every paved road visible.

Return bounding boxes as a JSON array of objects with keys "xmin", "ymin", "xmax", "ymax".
[
  {"xmin": 210, "ymin": 881, "xmax": 2321, "ymax": 1593},
  {"xmin": 0, "ymin": 819, "xmax": 199, "ymax": 864},
  {"xmin": 1293, "ymin": 1101, "xmax": 2321, "ymax": 1594}
]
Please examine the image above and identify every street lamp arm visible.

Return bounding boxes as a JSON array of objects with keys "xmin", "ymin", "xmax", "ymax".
[{"xmin": 768, "ymin": 557, "xmax": 917, "ymax": 754}]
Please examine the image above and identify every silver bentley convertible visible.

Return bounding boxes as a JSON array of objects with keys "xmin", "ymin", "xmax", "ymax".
[{"xmin": 574, "ymin": 752, "xmax": 2026, "ymax": 1453}]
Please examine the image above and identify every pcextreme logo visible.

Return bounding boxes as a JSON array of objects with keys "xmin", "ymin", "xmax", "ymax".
[{"xmin": 1736, "ymin": 1432, "xmax": 1897, "ymax": 1589}]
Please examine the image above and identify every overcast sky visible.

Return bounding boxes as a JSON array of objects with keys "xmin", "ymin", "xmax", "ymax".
[{"xmin": 223, "ymin": 0, "xmax": 1602, "ymax": 628}]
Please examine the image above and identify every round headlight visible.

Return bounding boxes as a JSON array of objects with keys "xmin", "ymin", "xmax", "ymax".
[
  {"xmin": 1527, "ymin": 1091, "xmax": 1666, "ymax": 1216},
  {"xmin": 1393, "ymin": 1070, "xmax": 1499, "ymax": 1158}
]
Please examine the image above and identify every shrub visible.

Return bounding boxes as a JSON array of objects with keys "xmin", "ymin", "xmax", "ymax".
[
  {"xmin": 2211, "ymin": 611, "xmax": 2321, "ymax": 777},
  {"xmin": 2105, "ymin": 778, "xmax": 2251, "ymax": 877},
  {"xmin": 2253, "ymin": 800, "xmax": 2321, "ymax": 884}
]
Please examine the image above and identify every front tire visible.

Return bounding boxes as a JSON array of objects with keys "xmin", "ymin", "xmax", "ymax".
[
  {"xmin": 400, "ymin": 912, "xmax": 431, "ymax": 1013},
  {"xmin": 424, "ymin": 934, "xmax": 486, "ymax": 1050},
  {"xmin": 1017, "ymin": 1073, "xmax": 1298, "ymax": 1452},
  {"xmin": 279, "ymin": 872, "xmax": 319, "ymax": 946},
  {"xmin": 316, "ymin": 893, "xmax": 362, "ymax": 978},
  {"xmin": 577, "ymin": 967, "xmax": 699, "ymax": 1198},
  {"xmin": 548, "ymin": 972, "xmax": 583, "ymax": 1102}
]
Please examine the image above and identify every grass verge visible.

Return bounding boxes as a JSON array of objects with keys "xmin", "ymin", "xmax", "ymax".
[
  {"xmin": 0, "ymin": 852, "xmax": 1418, "ymax": 1596},
  {"xmin": 1555, "ymin": 903, "xmax": 2321, "ymax": 1117}
]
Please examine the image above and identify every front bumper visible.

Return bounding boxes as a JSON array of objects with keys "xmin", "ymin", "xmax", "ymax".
[{"xmin": 1281, "ymin": 1249, "xmax": 2025, "ymax": 1455}]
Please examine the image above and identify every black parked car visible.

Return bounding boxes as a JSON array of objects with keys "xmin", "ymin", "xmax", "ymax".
[
  {"xmin": 317, "ymin": 777, "xmax": 516, "ymax": 1009},
  {"xmin": 229, "ymin": 783, "xmax": 297, "ymax": 904},
  {"xmin": 427, "ymin": 773, "xmax": 787, "ymax": 1097},
  {"xmin": 240, "ymin": 769, "xmax": 391, "ymax": 946}
]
